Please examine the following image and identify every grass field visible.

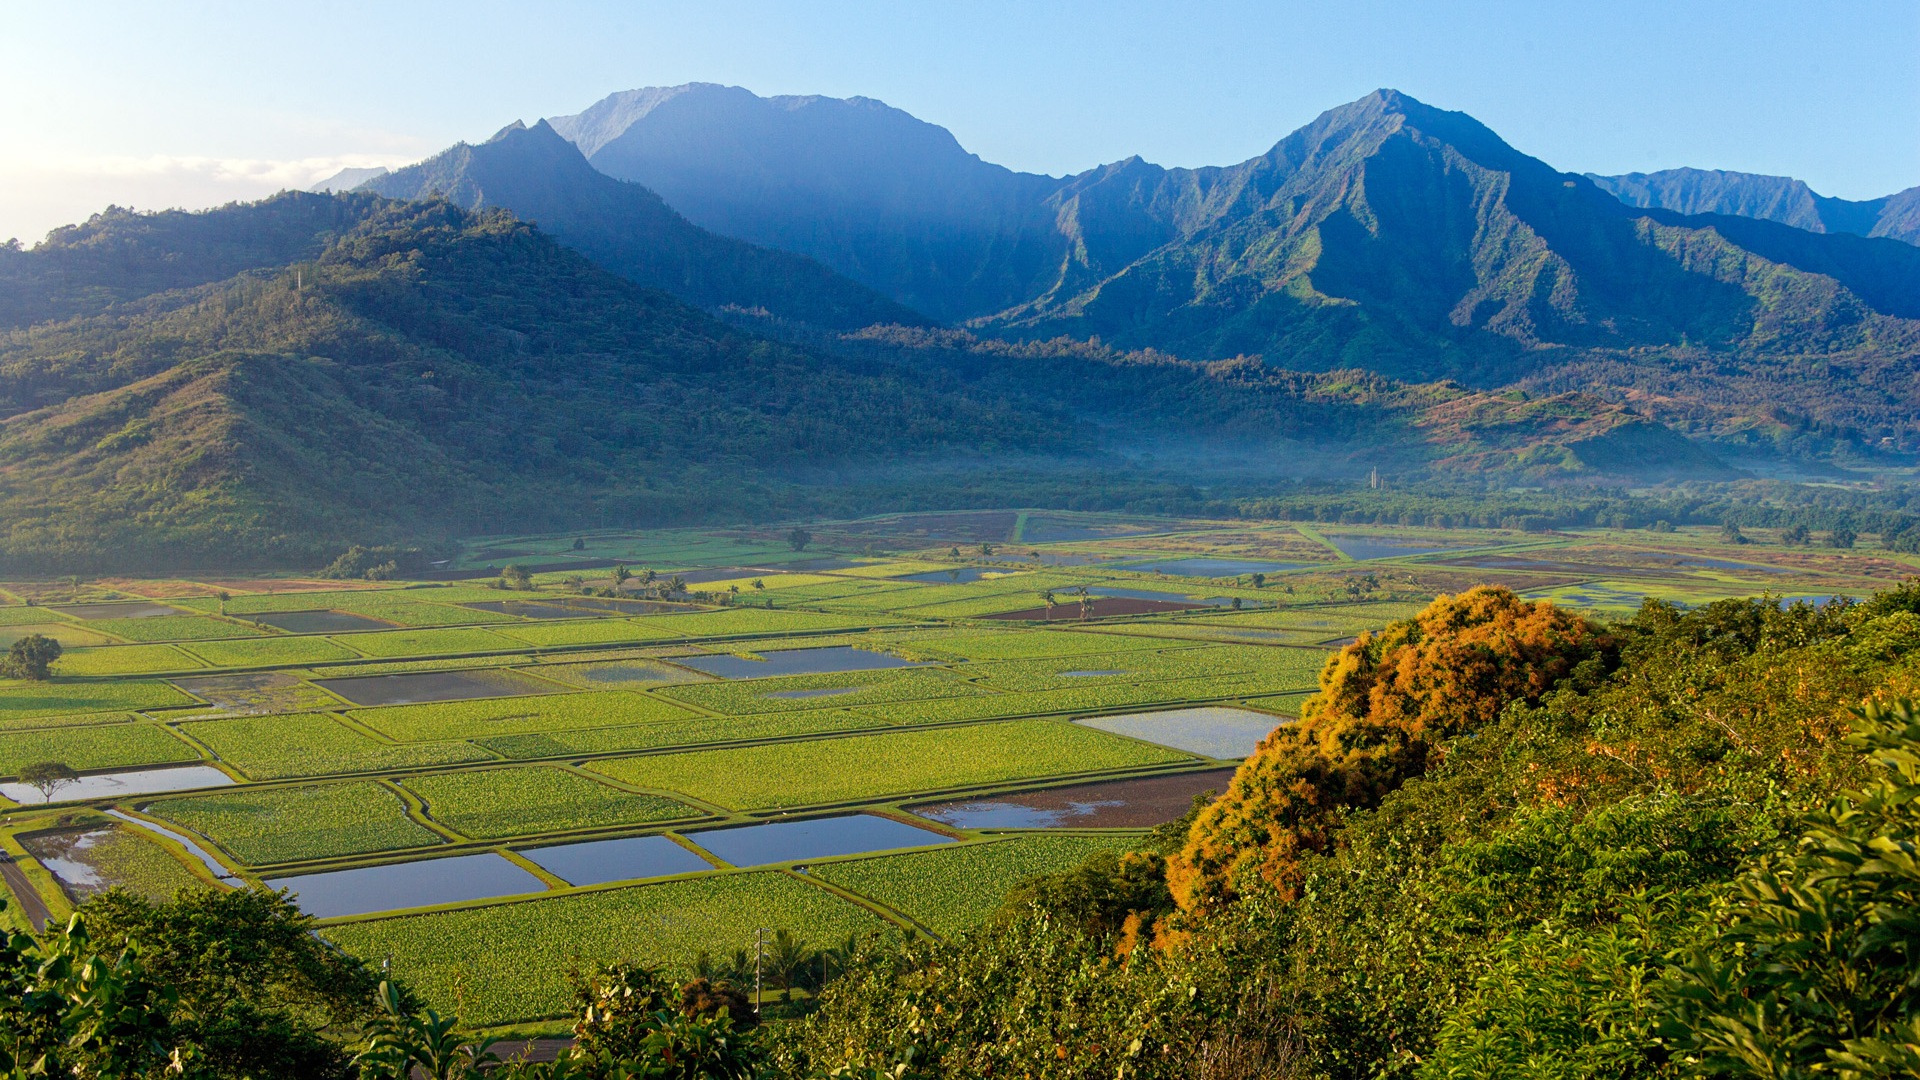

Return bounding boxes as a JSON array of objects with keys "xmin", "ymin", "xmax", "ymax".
[
  {"xmin": 586, "ymin": 720, "xmax": 1192, "ymax": 810},
  {"xmin": 52, "ymin": 644, "xmax": 206, "ymax": 676},
  {"xmin": 330, "ymin": 628, "xmax": 527, "ymax": 658},
  {"xmin": 655, "ymin": 667, "xmax": 986, "ymax": 716},
  {"xmin": 0, "ymin": 722, "xmax": 197, "ymax": 777},
  {"xmin": 472, "ymin": 709, "xmax": 894, "ymax": 759},
  {"xmin": 88, "ymin": 616, "xmax": 268, "ymax": 642},
  {"xmin": 813, "ymin": 835, "xmax": 1132, "ymax": 937},
  {"xmin": 182, "ymin": 713, "xmax": 492, "ymax": 780},
  {"xmin": 401, "ymin": 767, "xmax": 696, "ymax": 839},
  {"xmin": 0, "ymin": 680, "xmax": 194, "ymax": 721},
  {"xmin": 149, "ymin": 781, "xmax": 442, "ymax": 864},
  {"xmin": 347, "ymin": 689, "xmax": 695, "ymax": 742},
  {"xmin": 321, "ymin": 872, "xmax": 888, "ymax": 1025},
  {"xmin": 183, "ymin": 636, "xmax": 364, "ymax": 667}
]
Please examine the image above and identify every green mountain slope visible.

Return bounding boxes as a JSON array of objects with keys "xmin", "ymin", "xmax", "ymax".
[
  {"xmin": 359, "ymin": 120, "xmax": 927, "ymax": 331},
  {"xmin": 0, "ymin": 200, "xmax": 1046, "ymax": 571}
]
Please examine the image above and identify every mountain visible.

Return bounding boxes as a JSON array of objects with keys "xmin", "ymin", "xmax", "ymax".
[
  {"xmin": 311, "ymin": 166, "xmax": 389, "ymax": 193},
  {"xmin": 552, "ymin": 86, "xmax": 1920, "ymax": 450},
  {"xmin": 357, "ymin": 120, "xmax": 926, "ymax": 330},
  {"xmin": 0, "ymin": 198, "xmax": 1043, "ymax": 571},
  {"xmin": 0, "ymin": 191, "xmax": 1734, "ymax": 571},
  {"xmin": 548, "ymin": 83, "xmax": 1065, "ymax": 321},
  {"xmin": 1588, "ymin": 168, "xmax": 1920, "ymax": 246}
]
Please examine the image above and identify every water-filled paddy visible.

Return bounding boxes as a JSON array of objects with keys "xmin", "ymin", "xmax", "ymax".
[
  {"xmin": 313, "ymin": 669, "xmax": 555, "ymax": 707},
  {"xmin": 18, "ymin": 826, "xmax": 202, "ymax": 901},
  {"xmin": 251, "ymin": 610, "xmax": 397, "ymax": 633},
  {"xmin": 685, "ymin": 813, "xmax": 954, "ymax": 867},
  {"xmin": 521, "ymin": 834, "xmax": 714, "ymax": 886},
  {"xmin": 105, "ymin": 810, "xmax": 241, "ymax": 882},
  {"xmin": 673, "ymin": 645, "xmax": 925, "ymax": 680},
  {"xmin": 1121, "ymin": 557, "xmax": 1310, "ymax": 577},
  {"xmin": 460, "ymin": 600, "xmax": 605, "ymax": 620},
  {"xmin": 266, "ymin": 852, "xmax": 548, "ymax": 919},
  {"xmin": 912, "ymin": 767, "xmax": 1239, "ymax": 828},
  {"xmin": 0, "ymin": 763, "xmax": 233, "ymax": 804},
  {"xmin": 49, "ymin": 602, "xmax": 180, "ymax": 620},
  {"xmin": 1076, "ymin": 706, "xmax": 1286, "ymax": 759}
]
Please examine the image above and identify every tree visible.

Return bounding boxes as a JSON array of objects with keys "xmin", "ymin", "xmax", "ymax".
[
  {"xmin": 1041, "ymin": 590, "xmax": 1057, "ymax": 618},
  {"xmin": 1073, "ymin": 585, "xmax": 1091, "ymax": 621},
  {"xmin": 980, "ymin": 543, "xmax": 995, "ymax": 557},
  {"xmin": 611, "ymin": 564, "xmax": 633, "ymax": 592},
  {"xmin": 947, "ymin": 547, "xmax": 961, "ymax": 559},
  {"xmin": 639, "ymin": 568, "xmax": 657, "ymax": 585},
  {"xmin": 751, "ymin": 579, "xmax": 765, "ymax": 591},
  {"xmin": 17, "ymin": 761, "xmax": 78, "ymax": 803},
  {"xmin": 664, "ymin": 575, "xmax": 687, "ymax": 597},
  {"xmin": 1169, "ymin": 587, "xmax": 1616, "ymax": 911},
  {"xmin": 3, "ymin": 634, "xmax": 62, "ymax": 680},
  {"xmin": 787, "ymin": 528, "xmax": 812, "ymax": 552},
  {"xmin": 572, "ymin": 537, "xmax": 586, "ymax": 551},
  {"xmin": 500, "ymin": 564, "xmax": 533, "ymax": 590},
  {"xmin": 1781, "ymin": 523, "xmax": 1811, "ymax": 546},
  {"xmin": 1830, "ymin": 526, "xmax": 1858, "ymax": 549},
  {"xmin": 1250, "ymin": 572, "xmax": 1266, "ymax": 589},
  {"xmin": 1721, "ymin": 521, "xmax": 1750, "ymax": 544},
  {"xmin": 1656, "ymin": 700, "xmax": 1920, "ymax": 1076}
]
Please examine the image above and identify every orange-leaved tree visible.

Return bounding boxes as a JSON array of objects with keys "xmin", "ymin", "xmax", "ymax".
[{"xmin": 1167, "ymin": 586, "xmax": 1615, "ymax": 913}]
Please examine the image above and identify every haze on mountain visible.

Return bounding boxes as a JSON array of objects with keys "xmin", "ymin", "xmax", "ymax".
[
  {"xmin": 548, "ymin": 84, "xmax": 1920, "ymax": 450},
  {"xmin": 356, "ymin": 119, "xmax": 925, "ymax": 330},
  {"xmin": 1587, "ymin": 168, "xmax": 1920, "ymax": 246}
]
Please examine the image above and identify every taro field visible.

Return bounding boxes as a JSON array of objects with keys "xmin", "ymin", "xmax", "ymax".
[{"xmin": 5, "ymin": 511, "xmax": 1908, "ymax": 1019}]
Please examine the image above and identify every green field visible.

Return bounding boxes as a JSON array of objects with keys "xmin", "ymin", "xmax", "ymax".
[
  {"xmin": 472, "ymin": 709, "xmax": 893, "ymax": 759},
  {"xmin": 586, "ymin": 720, "xmax": 1192, "ymax": 810},
  {"xmin": 182, "ymin": 713, "xmax": 492, "ymax": 779},
  {"xmin": 52, "ymin": 644, "xmax": 206, "ymax": 676},
  {"xmin": 0, "ymin": 680, "xmax": 195, "ymax": 722},
  {"xmin": 347, "ymin": 688, "xmax": 694, "ymax": 742},
  {"xmin": 813, "ymin": 835, "xmax": 1132, "ymax": 937},
  {"xmin": 88, "ymin": 616, "xmax": 268, "ymax": 642},
  {"xmin": 321, "ymin": 872, "xmax": 888, "ymax": 1025},
  {"xmin": 149, "ymin": 781, "xmax": 442, "ymax": 864},
  {"xmin": 401, "ymin": 766, "xmax": 697, "ymax": 838},
  {"xmin": 330, "ymin": 627, "xmax": 527, "ymax": 658},
  {"xmin": 0, "ymin": 722, "xmax": 197, "ymax": 777},
  {"xmin": 184, "ymin": 636, "xmax": 364, "ymax": 667},
  {"xmin": 655, "ymin": 667, "xmax": 987, "ymax": 716}
]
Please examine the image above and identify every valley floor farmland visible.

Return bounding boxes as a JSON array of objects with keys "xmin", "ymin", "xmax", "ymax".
[{"xmin": 1, "ymin": 510, "xmax": 1911, "ymax": 1025}]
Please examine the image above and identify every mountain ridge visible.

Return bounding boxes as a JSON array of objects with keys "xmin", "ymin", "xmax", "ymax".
[{"xmin": 1588, "ymin": 167, "xmax": 1920, "ymax": 246}]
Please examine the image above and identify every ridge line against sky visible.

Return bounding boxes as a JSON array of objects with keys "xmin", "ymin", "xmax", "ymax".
[{"xmin": 3, "ymin": 0, "xmax": 1916, "ymax": 244}]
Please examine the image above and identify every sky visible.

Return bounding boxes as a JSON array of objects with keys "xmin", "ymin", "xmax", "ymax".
[{"xmin": 3, "ymin": 0, "xmax": 1916, "ymax": 243}]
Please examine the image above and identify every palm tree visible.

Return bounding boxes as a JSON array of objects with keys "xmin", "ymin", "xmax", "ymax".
[
  {"xmin": 1073, "ymin": 585, "xmax": 1091, "ymax": 621},
  {"xmin": 1041, "ymin": 590, "xmax": 1057, "ymax": 619},
  {"xmin": 763, "ymin": 930, "xmax": 814, "ymax": 1002}
]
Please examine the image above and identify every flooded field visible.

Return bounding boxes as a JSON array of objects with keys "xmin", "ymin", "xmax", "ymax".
[
  {"xmin": 537, "ymin": 658, "xmax": 710, "ymax": 687},
  {"xmin": 1, "ymin": 763, "xmax": 233, "ymax": 805},
  {"xmin": 313, "ymin": 669, "xmax": 557, "ymax": 707},
  {"xmin": 267, "ymin": 853, "xmax": 548, "ymax": 919},
  {"xmin": 674, "ymin": 645, "xmax": 924, "ymax": 680},
  {"xmin": 1088, "ymin": 586, "xmax": 1237, "ymax": 606},
  {"xmin": 1076, "ymin": 706, "xmax": 1287, "ymax": 759},
  {"xmin": 251, "ymin": 610, "xmax": 397, "ymax": 633},
  {"xmin": 21, "ymin": 825, "xmax": 202, "ymax": 902},
  {"xmin": 522, "ymin": 834, "xmax": 714, "ymax": 886},
  {"xmin": 912, "ymin": 768, "xmax": 1239, "ymax": 828},
  {"xmin": 685, "ymin": 814, "xmax": 954, "ymax": 867}
]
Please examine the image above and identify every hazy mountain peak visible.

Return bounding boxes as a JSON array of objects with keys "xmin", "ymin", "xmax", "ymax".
[{"xmin": 310, "ymin": 165, "xmax": 389, "ymax": 193}]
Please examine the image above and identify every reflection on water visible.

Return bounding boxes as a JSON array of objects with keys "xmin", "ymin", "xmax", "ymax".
[
  {"xmin": 0, "ymin": 764, "xmax": 234, "ymax": 805},
  {"xmin": 913, "ymin": 768, "xmax": 1239, "ymax": 828},
  {"xmin": 1077, "ymin": 706, "xmax": 1287, "ymax": 759},
  {"xmin": 521, "ymin": 834, "xmax": 713, "ymax": 886},
  {"xmin": 1322, "ymin": 534, "xmax": 1469, "ymax": 561},
  {"xmin": 1122, "ymin": 557, "xmax": 1309, "ymax": 577},
  {"xmin": 266, "ymin": 852, "xmax": 547, "ymax": 919},
  {"xmin": 686, "ymin": 814, "xmax": 954, "ymax": 867}
]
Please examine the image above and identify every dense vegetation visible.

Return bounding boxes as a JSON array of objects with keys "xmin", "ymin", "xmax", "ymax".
[{"xmin": 8, "ymin": 580, "xmax": 1917, "ymax": 1076}]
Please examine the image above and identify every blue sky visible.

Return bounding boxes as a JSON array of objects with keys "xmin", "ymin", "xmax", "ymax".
[{"xmin": 3, "ymin": 0, "xmax": 1915, "ymax": 242}]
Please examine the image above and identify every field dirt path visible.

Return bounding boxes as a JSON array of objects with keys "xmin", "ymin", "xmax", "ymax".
[{"xmin": 0, "ymin": 854, "xmax": 51, "ymax": 930}]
